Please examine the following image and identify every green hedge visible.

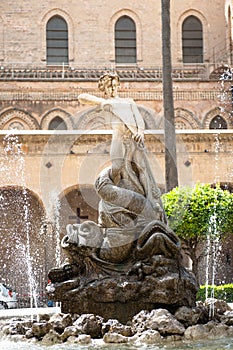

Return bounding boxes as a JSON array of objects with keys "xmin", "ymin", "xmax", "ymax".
[{"xmin": 197, "ymin": 284, "xmax": 233, "ymax": 303}]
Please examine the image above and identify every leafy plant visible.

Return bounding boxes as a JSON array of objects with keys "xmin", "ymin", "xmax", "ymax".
[{"xmin": 161, "ymin": 183, "xmax": 233, "ymax": 283}]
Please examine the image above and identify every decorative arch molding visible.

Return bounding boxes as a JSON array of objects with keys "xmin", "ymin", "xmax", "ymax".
[
  {"xmin": 40, "ymin": 9, "xmax": 75, "ymax": 63},
  {"xmin": 0, "ymin": 108, "xmax": 39, "ymax": 130},
  {"xmin": 174, "ymin": 108, "xmax": 200, "ymax": 129},
  {"xmin": 0, "ymin": 185, "xmax": 46, "ymax": 215},
  {"xmin": 75, "ymin": 108, "xmax": 110, "ymax": 130},
  {"xmin": 203, "ymin": 107, "xmax": 231, "ymax": 129},
  {"xmin": 176, "ymin": 10, "xmax": 209, "ymax": 62},
  {"xmin": 75, "ymin": 105, "xmax": 157, "ymax": 130},
  {"xmin": 109, "ymin": 9, "xmax": 142, "ymax": 63},
  {"xmin": 209, "ymin": 65, "xmax": 230, "ymax": 80},
  {"xmin": 138, "ymin": 106, "xmax": 161, "ymax": 129},
  {"xmin": 41, "ymin": 108, "xmax": 74, "ymax": 130}
]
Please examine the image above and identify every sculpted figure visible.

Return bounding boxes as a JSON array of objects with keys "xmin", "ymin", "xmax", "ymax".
[
  {"xmin": 48, "ymin": 74, "xmax": 181, "ymax": 276},
  {"xmin": 47, "ymin": 73, "xmax": 198, "ymax": 315},
  {"xmin": 78, "ymin": 72, "xmax": 166, "ymax": 228}
]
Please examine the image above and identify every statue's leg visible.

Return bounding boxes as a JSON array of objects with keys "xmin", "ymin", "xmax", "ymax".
[
  {"xmin": 97, "ymin": 182, "xmax": 156, "ymax": 220},
  {"xmin": 109, "ymin": 129, "xmax": 124, "ymax": 184}
]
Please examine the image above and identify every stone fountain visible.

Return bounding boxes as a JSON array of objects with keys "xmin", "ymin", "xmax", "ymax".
[{"xmin": 47, "ymin": 72, "xmax": 198, "ymax": 324}]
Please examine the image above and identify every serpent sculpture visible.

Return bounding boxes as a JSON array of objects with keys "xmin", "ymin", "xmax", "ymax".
[{"xmin": 47, "ymin": 73, "xmax": 198, "ymax": 323}]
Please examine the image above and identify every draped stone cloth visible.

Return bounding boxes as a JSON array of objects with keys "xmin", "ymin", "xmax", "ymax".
[{"xmin": 95, "ymin": 135, "xmax": 166, "ymax": 227}]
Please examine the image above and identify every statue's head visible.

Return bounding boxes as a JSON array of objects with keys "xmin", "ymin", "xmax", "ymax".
[
  {"xmin": 62, "ymin": 221, "xmax": 103, "ymax": 249},
  {"xmin": 98, "ymin": 72, "xmax": 120, "ymax": 98}
]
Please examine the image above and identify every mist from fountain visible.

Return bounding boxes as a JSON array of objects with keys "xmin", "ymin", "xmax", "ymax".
[
  {"xmin": 0, "ymin": 135, "xmax": 40, "ymax": 309},
  {"xmin": 204, "ymin": 133, "xmax": 218, "ymax": 316},
  {"xmin": 47, "ymin": 190, "xmax": 62, "ymax": 269}
]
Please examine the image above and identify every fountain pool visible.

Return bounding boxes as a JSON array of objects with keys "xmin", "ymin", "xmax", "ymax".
[{"xmin": 0, "ymin": 336, "xmax": 233, "ymax": 350}]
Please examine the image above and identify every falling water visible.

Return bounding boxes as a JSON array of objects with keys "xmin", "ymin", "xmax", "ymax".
[
  {"xmin": 218, "ymin": 66, "xmax": 233, "ymax": 115},
  {"xmin": 53, "ymin": 193, "xmax": 61, "ymax": 268},
  {"xmin": 206, "ymin": 212, "xmax": 220, "ymax": 318},
  {"xmin": 0, "ymin": 134, "xmax": 39, "ymax": 308},
  {"xmin": 46, "ymin": 190, "xmax": 62, "ymax": 269},
  {"xmin": 22, "ymin": 187, "xmax": 38, "ymax": 310},
  {"xmin": 205, "ymin": 133, "xmax": 222, "ymax": 317}
]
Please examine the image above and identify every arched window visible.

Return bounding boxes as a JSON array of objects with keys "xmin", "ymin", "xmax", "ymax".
[
  {"xmin": 48, "ymin": 116, "xmax": 67, "ymax": 130},
  {"xmin": 115, "ymin": 16, "xmax": 136, "ymax": 64},
  {"xmin": 182, "ymin": 16, "xmax": 203, "ymax": 63},
  {"xmin": 46, "ymin": 16, "xmax": 68, "ymax": 65},
  {"xmin": 209, "ymin": 115, "xmax": 227, "ymax": 129}
]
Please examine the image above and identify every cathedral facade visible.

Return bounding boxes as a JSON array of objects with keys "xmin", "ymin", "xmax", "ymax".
[{"xmin": 0, "ymin": 0, "xmax": 232, "ymax": 304}]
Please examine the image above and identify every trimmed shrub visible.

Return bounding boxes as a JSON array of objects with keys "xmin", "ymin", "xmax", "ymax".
[{"xmin": 197, "ymin": 284, "xmax": 233, "ymax": 302}]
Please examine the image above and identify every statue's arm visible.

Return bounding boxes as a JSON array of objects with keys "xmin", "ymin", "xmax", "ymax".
[
  {"xmin": 130, "ymin": 100, "xmax": 145, "ymax": 131},
  {"xmin": 130, "ymin": 100, "xmax": 145, "ymax": 146},
  {"xmin": 78, "ymin": 93, "xmax": 106, "ymax": 106}
]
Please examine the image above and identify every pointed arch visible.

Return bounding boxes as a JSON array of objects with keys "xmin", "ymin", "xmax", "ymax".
[
  {"xmin": 41, "ymin": 108, "xmax": 74, "ymax": 130},
  {"xmin": 209, "ymin": 115, "xmax": 228, "ymax": 129},
  {"xmin": 75, "ymin": 107, "xmax": 110, "ymax": 130},
  {"xmin": 75, "ymin": 105, "xmax": 157, "ymax": 130},
  {"xmin": 203, "ymin": 107, "xmax": 231, "ymax": 129},
  {"xmin": 0, "ymin": 109, "xmax": 39, "ymax": 130},
  {"xmin": 174, "ymin": 108, "xmax": 201, "ymax": 129},
  {"xmin": 48, "ymin": 116, "xmax": 67, "ymax": 130}
]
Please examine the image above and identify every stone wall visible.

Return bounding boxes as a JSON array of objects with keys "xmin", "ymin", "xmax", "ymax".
[{"xmin": 0, "ymin": 0, "xmax": 229, "ymax": 66}]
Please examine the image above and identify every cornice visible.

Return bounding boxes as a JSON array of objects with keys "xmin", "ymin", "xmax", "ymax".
[{"xmin": 0, "ymin": 90, "xmax": 219, "ymax": 102}]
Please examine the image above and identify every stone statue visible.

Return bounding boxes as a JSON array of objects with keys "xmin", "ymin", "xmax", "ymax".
[
  {"xmin": 47, "ymin": 72, "xmax": 198, "ymax": 323},
  {"xmin": 78, "ymin": 72, "xmax": 166, "ymax": 227}
]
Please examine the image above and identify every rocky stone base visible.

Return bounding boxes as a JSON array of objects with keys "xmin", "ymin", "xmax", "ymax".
[
  {"xmin": 0, "ymin": 299, "xmax": 232, "ymax": 346},
  {"xmin": 60, "ymin": 276, "xmax": 197, "ymax": 324},
  {"xmin": 61, "ymin": 301, "xmax": 177, "ymax": 325},
  {"xmin": 48, "ymin": 261, "xmax": 198, "ymax": 324}
]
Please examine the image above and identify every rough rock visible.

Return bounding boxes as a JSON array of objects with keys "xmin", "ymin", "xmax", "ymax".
[
  {"xmin": 38, "ymin": 313, "xmax": 50, "ymax": 322},
  {"xmin": 41, "ymin": 329, "xmax": 62, "ymax": 345},
  {"xmin": 73, "ymin": 313, "xmax": 104, "ymax": 338},
  {"xmin": 60, "ymin": 325, "xmax": 80, "ymax": 341},
  {"xmin": 65, "ymin": 334, "xmax": 92, "ymax": 344},
  {"xmin": 220, "ymin": 311, "xmax": 233, "ymax": 325},
  {"xmin": 0, "ymin": 300, "xmax": 232, "ymax": 346},
  {"xmin": 132, "ymin": 308, "xmax": 185, "ymax": 335},
  {"xmin": 174, "ymin": 305, "xmax": 208, "ymax": 326},
  {"xmin": 204, "ymin": 299, "xmax": 232, "ymax": 315},
  {"xmin": 48, "ymin": 313, "xmax": 73, "ymax": 333},
  {"xmin": 25, "ymin": 328, "xmax": 35, "ymax": 339},
  {"xmin": 133, "ymin": 329, "xmax": 162, "ymax": 344},
  {"xmin": 185, "ymin": 321, "xmax": 233, "ymax": 340},
  {"xmin": 76, "ymin": 334, "xmax": 92, "ymax": 344},
  {"xmin": 1, "ymin": 319, "xmax": 32, "ymax": 336},
  {"xmin": 103, "ymin": 331, "xmax": 128, "ymax": 343},
  {"xmin": 31, "ymin": 322, "xmax": 52, "ymax": 339},
  {"xmin": 102, "ymin": 318, "xmax": 133, "ymax": 337}
]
